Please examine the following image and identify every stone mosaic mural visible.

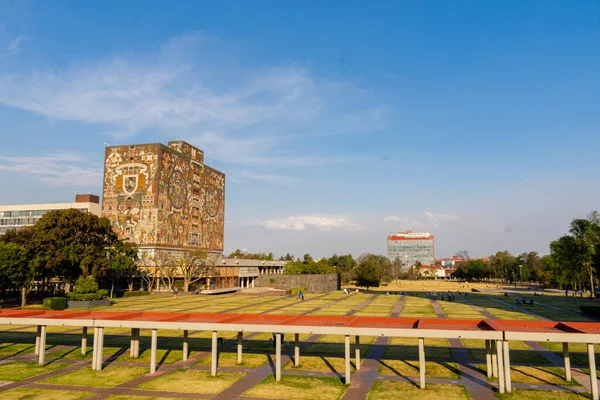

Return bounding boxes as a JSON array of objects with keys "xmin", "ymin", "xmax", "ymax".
[{"xmin": 102, "ymin": 141, "xmax": 225, "ymax": 252}]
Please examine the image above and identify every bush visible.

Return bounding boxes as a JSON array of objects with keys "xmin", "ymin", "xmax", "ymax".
[
  {"xmin": 580, "ymin": 306, "xmax": 600, "ymax": 318},
  {"xmin": 286, "ymin": 287, "xmax": 307, "ymax": 295},
  {"xmin": 124, "ymin": 291, "xmax": 151, "ymax": 298},
  {"xmin": 43, "ymin": 297, "xmax": 67, "ymax": 310},
  {"xmin": 73, "ymin": 276, "xmax": 99, "ymax": 294},
  {"xmin": 269, "ymin": 278, "xmax": 275, "ymax": 284},
  {"xmin": 67, "ymin": 290, "xmax": 108, "ymax": 301}
]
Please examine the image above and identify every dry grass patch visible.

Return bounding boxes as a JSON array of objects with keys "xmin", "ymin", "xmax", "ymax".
[
  {"xmin": 368, "ymin": 380, "xmax": 470, "ymax": 400},
  {"xmin": 196, "ymin": 351, "xmax": 269, "ymax": 368},
  {"xmin": 138, "ymin": 369, "xmax": 244, "ymax": 394},
  {"xmin": 0, "ymin": 388, "xmax": 93, "ymax": 400},
  {"xmin": 42, "ymin": 366, "xmax": 147, "ymax": 387},
  {"xmin": 283, "ymin": 355, "xmax": 360, "ymax": 373},
  {"xmin": 245, "ymin": 375, "xmax": 346, "ymax": 400},
  {"xmin": 317, "ymin": 335, "xmax": 376, "ymax": 344},
  {"xmin": 379, "ymin": 360, "xmax": 460, "ymax": 379}
]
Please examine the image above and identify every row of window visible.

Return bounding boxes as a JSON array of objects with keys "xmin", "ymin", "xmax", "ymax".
[
  {"xmin": 0, "ymin": 208, "xmax": 89, "ymax": 218},
  {"xmin": 0, "ymin": 218, "xmax": 39, "ymax": 226}
]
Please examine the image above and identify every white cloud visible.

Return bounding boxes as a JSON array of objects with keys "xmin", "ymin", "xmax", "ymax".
[
  {"xmin": 7, "ymin": 35, "xmax": 27, "ymax": 55},
  {"xmin": 260, "ymin": 216, "xmax": 362, "ymax": 232},
  {"xmin": 0, "ymin": 154, "xmax": 102, "ymax": 186},
  {"xmin": 382, "ymin": 215, "xmax": 400, "ymax": 222},
  {"xmin": 424, "ymin": 211, "xmax": 458, "ymax": 222}
]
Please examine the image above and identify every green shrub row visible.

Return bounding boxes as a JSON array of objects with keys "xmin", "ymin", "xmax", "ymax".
[
  {"xmin": 66, "ymin": 289, "xmax": 108, "ymax": 301},
  {"xmin": 124, "ymin": 291, "xmax": 151, "ymax": 297},
  {"xmin": 43, "ymin": 297, "xmax": 67, "ymax": 310}
]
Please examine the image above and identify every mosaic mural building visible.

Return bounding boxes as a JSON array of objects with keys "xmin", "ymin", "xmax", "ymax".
[{"xmin": 102, "ymin": 141, "xmax": 225, "ymax": 256}]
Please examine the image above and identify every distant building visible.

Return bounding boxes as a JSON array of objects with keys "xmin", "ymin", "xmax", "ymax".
[
  {"xmin": 436, "ymin": 256, "xmax": 489, "ymax": 268},
  {"xmin": 0, "ymin": 194, "xmax": 101, "ymax": 235},
  {"xmin": 387, "ymin": 230, "xmax": 435, "ymax": 267},
  {"xmin": 102, "ymin": 141, "xmax": 225, "ymax": 258}
]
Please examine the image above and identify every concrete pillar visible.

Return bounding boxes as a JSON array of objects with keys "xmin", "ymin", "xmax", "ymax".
[
  {"xmin": 418, "ymin": 337, "xmax": 425, "ymax": 389},
  {"xmin": 588, "ymin": 343, "xmax": 598, "ymax": 400},
  {"xmin": 96, "ymin": 327, "xmax": 104, "ymax": 371},
  {"xmin": 251, "ymin": 277, "xmax": 255, "ymax": 288},
  {"xmin": 207, "ymin": 277, "xmax": 211, "ymax": 289},
  {"xmin": 134, "ymin": 328, "xmax": 140, "ymax": 358},
  {"xmin": 150, "ymin": 329, "xmax": 158, "ymax": 374},
  {"xmin": 294, "ymin": 333, "xmax": 300, "ymax": 367},
  {"xmin": 496, "ymin": 340, "xmax": 505, "ymax": 394},
  {"xmin": 276, "ymin": 333, "xmax": 282, "ymax": 382},
  {"xmin": 345, "ymin": 335, "xmax": 351, "ymax": 384},
  {"xmin": 491, "ymin": 340, "xmax": 498, "ymax": 378},
  {"xmin": 35, "ymin": 325, "xmax": 41, "ymax": 355},
  {"xmin": 503, "ymin": 340, "xmax": 511, "ymax": 393},
  {"xmin": 130, "ymin": 328, "xmax": 136, "ymax": 358},
  {"xmin": 237, "ymin": 332, "xmax": 243, "ymax": 364},
  {"xmin": 355, "ymin": 336, "xmax": 361, "ymax": 371},
  {"xmin": 563, "ymin": 342, "xmax": 572, "ymax": 382},
  {"xmin": 211, "ymin": 331, "xmax": 218, "ymax": 376},
  {"xmin": 485, "ymin": 340, "xmax": 492, "ymax": 377},
  {"xmin": 92, "ymin": 327, "xmax": 99, "ymax": 370},
  {"xmin": 37, "ymin": 325, "xmax": 47, "ymax": 365},
  {"xmin": 81, "ymin": 327, "xmax": 88, "ymax": 355},
  {"xmin": 183, "ymin": 330, "xmax": 189, "ymax": 361}
]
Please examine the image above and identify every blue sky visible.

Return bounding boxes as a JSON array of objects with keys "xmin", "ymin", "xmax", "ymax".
[{"xmin": 0, "ymin": 1, "xmax": 599, "ymax": 258}]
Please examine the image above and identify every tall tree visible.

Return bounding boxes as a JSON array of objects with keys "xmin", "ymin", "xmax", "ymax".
[
  {"xmin": 106, "ymin": 241, "xmax": 138, "ymax": 298},
  {"xmin": 0, "ymin": 242, "xmax": 31, "ymax": 306},
  {"xmin": 569, "ymin": 216, "xmax": 598, "ymax": 293},
  {"xmin": 176, "ymin": 250, "xmax": 215, "ymax": 292},
  {"xmin": 355, "ymin": 254, "xmax": 383, "ymax": 290}
]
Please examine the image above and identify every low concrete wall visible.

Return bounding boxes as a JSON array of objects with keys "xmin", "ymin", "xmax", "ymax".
[
  {"xmin": 255, "ymin": 274, "xmax": 340, "ymax": 293},
  {"xmin": 68, "ymin": 299, "xmax": 111, "ymax": 309}
]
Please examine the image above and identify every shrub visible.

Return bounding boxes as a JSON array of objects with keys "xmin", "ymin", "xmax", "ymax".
[
  {"xmin": 43, "ymin": 297, "xmax": 67, "ymax": 310},
  {"xmin": 124, "ymin": 291, "xmax": 151, "ymax": 298},
  {"xmin": 269, "ymin": 278, "xmax": 275, "ymax": 284},
  {"xmin": 286, "ymin": 287, "xmax": 307, "ymax": 295},
  {"xmin": 73, "ymin": 276, "xmax": 99, "ymax": 294},
  {"xmin": 67, "ymin": 290, "xmax": 108, "ymax": 301},
  {"xmin": 580, "ymin": 306, "xmax": 600, "ymax": 318}
]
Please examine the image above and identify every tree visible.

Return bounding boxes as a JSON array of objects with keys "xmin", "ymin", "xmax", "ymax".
[
  {"xmin": 550, "ymin": 235, "xmax": 581, "ymax": 292},
  {"xmin": 303, "ymin": 254, "xmax": 313, "ymax": 263},
  {"xmin": 0, "ymin": 226, "xmax": 40, "ymax": 303},
  {"xmin": 33, "ymin": 209, "xmax": 122, "ymax": 282},
  {"xmin": 176, "ymin": 250, "xmax": 215, "ymax": 292},
  {"xmin": 106, "ymin": 241, "xmax": 138, "ymax": 298},
  {"xmin": 455, "ymin": 250, "xmax": 469, "ymax": 260},
  {"xmin": 569, "ymin": 216, "xmax": 598, "ymax": 293},
  {"xmin": 0, "ymin": 242, "xmax": 31, "ymax": 307},
  {"xmin": 355, "ymin": 254, "xmax": 382, "ymax": 290}
]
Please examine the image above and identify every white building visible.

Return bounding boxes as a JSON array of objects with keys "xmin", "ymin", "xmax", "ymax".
[
  {"xmin": 0, "ymin": 194, "xmax": 102, "ymax": 235},
  {"xmin": 387, "ymin": 230, "xmax": 435, "ymax": 267}
]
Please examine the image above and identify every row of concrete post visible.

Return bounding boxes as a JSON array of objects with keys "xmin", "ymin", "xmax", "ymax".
[{"xmin": 30, "ymin": 326, "xmax": 599, "ymax": 400}]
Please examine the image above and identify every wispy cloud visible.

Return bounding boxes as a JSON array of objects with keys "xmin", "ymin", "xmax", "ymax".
[
  {"xmin": 424, "ymin": 211, "xmax": 458, "ymax": 222},
  {"xmin": 6, "ymin": 35, "xmax": 28, "ymax": 55},
  {"xmin": 260, "ymin": 216, "xmax": 362, "ymax": 232},
  {"xmin": 242, "ymin": 172, "xmax": 297, "ymax": 186},
  {"xmin": 0, "ymin": 154, "xmax": 101, "ymax": 186},
  {"xmin": 0, "ymin": 33, "xmax": 389, "ymax": 168}
]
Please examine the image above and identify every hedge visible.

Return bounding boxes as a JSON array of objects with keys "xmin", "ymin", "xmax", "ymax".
[
  {"xmin": 124, "ymin": 291, "xmax": 151, "ymax": 298},
  {"xmin": 43, "ymin": 297, "xmax": 67, "ymax": 310},
  {"xmin": 580, "ymin": 305, "xmax": 600, "ymax": 318},
  {"xmin": 67, "ymin": 289, "xmax": 108, "ymax": 301}
]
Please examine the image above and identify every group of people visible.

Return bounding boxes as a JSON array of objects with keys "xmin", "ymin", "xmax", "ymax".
[
  {"xmin": 516, "ymin": 297, "xmax": 534, "ymax": 305},
  {"xmin": 429, "ymin": 291, "xmax": 456, "ymax": 301},
  {"xmin": 343, "ymin": 288, "xmax": 360, "ymax": 295}
]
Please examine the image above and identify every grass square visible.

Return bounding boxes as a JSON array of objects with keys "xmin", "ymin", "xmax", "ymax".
[
  {"xmin": 0, "ymin": 388, "xmax": 94, "ymax": 400},
  {"xmin": 196, "ymin": 351, "xmax": 269, "ymax": 368},
  {"xmin": 244, "ymin": 375, "xmax": 346, "ymax": 400},
  {"xmin": 283, "ymin": 355, "xmax": 360, "ymax": 373},
  {"xmin": 379, "ymin": 360, "xmax": 461, "ymax": 379},
  {"xmin": 41, "ymin": 366, "xmax": 148, "ymax": 387},
  {"xmin": 0, "ymin": 361, "xmax": 68, "ymax": 381},
  {"xmin": 137, "ymin": 369, "xmax": 245, "ymax": 394},
  {"xmin": 368, "ymin": 380, "xmax": 470, "ymax": 400},
  {"xmin": 494, "ymin": 388, "xmax": 590, "ymax": 399}
]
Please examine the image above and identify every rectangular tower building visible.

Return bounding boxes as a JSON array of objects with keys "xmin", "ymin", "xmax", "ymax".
[
  {"xmin": 387, "ymin": 230, "xmax": 435, "ymax": 267},
  {"xmin": 101, "ymin": 141, "xmax": 225, "ymax": 256}
]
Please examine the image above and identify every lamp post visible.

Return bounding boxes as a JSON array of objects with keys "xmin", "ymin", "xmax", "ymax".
[{"xmin": 518, "ymin": 265, "xmax": 523, "ymax": 285}]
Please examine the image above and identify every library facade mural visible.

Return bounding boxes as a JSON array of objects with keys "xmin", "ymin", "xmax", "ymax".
[{"xmin": 102, "ymin": 141, "xmax": 225, "ymax": 253}]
